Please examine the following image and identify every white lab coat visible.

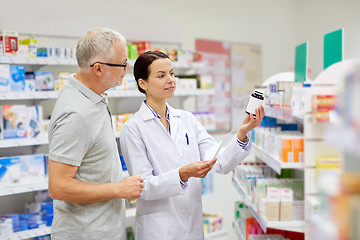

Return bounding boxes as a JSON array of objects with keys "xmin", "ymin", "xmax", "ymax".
[{"xmin": 120, "ymin": 102, "xmax": 252, "ymax": 240}]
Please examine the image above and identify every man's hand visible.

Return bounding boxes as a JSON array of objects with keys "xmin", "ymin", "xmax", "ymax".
[{"xmin": 117, "ymin": 175, "xmax": 144, "ymax": 199}]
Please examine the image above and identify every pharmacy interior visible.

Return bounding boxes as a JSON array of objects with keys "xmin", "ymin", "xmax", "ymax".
[{"xmin": 1, "ymin": 1, "xmax": 360, "ymax": 239}]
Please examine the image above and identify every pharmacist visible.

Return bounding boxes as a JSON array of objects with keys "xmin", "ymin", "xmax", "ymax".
[{"xmin": 120, "ymin": 51, "xmax": 264, "ymax": 240}]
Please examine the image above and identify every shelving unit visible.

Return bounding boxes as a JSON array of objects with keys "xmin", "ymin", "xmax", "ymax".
[
  {"xmin": 231, "ymin": 176, "xmax": 305, "ymax": 233},
  {"xmin": 252, "ymin": 144, "xmax": 304, "ymax": 174},
  {"xmin": 232, "ymin": 221, "xmax": 245, "ymax": 240}
]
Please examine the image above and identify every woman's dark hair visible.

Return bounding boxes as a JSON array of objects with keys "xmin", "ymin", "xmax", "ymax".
[{"xmin": 133, "ymin": 51, "xmax": 170, "ymax": 94}]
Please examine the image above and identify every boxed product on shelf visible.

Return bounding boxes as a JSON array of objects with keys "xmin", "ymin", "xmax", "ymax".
[
  {"xmin": 192, "ymin": 111, "xmax": 216, "ymax": 131},
  {"xmin": 127, "ymin": 44, "xmax": 138, "ymax": 60},
  {"xmin": 265, "ymin": 187, "xmax": 280, "ymax": 221},
  {"xmin": 0, "ymin": 156, "xmax": 21, "ymax": 185},
  {"xmin": 203, "ymin": 213, "xmax": 223, "ymax": 234},
  {"xmin": 9, "ymin": 65, "xmax": 25, "ymax": 92},
  {"xmin": 25, "ymin": 72, "xmax": 35, "ymax": 91},
  {"xmin": 280, "ymin": 188, "xmax": 293, "ymax": 221},
  {"xmin": 20, "ymin": 38, "xmax": 38, "ymax": 57},
  {"xmin": 132, "ymin": 41, "xmax": 151, "ymax": 56},
  {"xmin": 0, "ymin": 64, "xmax": 10, "ymax": 92},
  {"xmin": 199, "ymin": 75, "xmax": 213, "ymax": 89},
  {"xmin": 0, "ymin": 30, "xmax": 18, "ymax": 56},
  {"xmin": 19, "ymin": 154, "xmax": 47, "ymax": 183},
  {"xmin": 27, "ymin": 106, "xmax": 43, "ymax": 138},
  {"xmin": 34, "ymin": 71, "xmax": 54, "ymax": 91},
  {"xmin": 177, "ymin": 77, "xmax": 197, "ymax": 90},
  {"xmin": 1, "ymin": 105, "xmax": 27, "ymax": 139},
  {"xmin": 54, "ymin": 72, "xmax": 70, "ymax": 92}
]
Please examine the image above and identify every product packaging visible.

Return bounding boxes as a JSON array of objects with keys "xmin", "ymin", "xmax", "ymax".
[
  {"xmin": 246, "ymin": 90, "xmax": 264, "ymax": 117},
  {"xmin": 280, "ymin": 188, "xmax": 293, "ymax": 221},
  {"xmin": 27, "ymin": 106, "xmax": 43, "ymax": 138},
  {"xmin": 0, "ymin": 156, "xmax": 21, "ymax": 185},
  {"xmin": 19, "ymin": 154, "xmax": 47, "ymax": 183},
  {"xmin": 266, "ymin": 187, "xmax": 280, "ymax": 221},
  {"xmin": 1, "ymin": 105, "xmax": 27, "ymax": 139},
  {"xmin": 34, "ymin": 71, "xmax": 54, "ymax": 91},
  {"xmin": 0, "ymin": 30, "xmax": 18, "ymax": 56},
  {"xmin": 10, "ymin": 65, "xmax": 25, "ymax": 92},
  {"xmin": 0, "ymin": 64, "xmax": 10, "ymax": 92}
]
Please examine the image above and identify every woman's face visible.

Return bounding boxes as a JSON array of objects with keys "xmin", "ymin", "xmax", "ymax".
[{"xmin": 142, "ymin": 58, "xmax": 176, "ymax": 100}]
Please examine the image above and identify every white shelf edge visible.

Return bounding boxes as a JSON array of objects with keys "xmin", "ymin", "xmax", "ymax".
[
  {"xmin": 253, "ymin": 144, "xmax": 304, "ymax": 174},
  {"xmin": 0, "ymin": 181, "xmax": 48, "ymax": 196},
  {"xmin": 0, "ymin": 137, "xmax": 49, "ymax": 148},
  {"xmin": 0, "ymin": 91, "xmax": 58, "ymax": 100},
  {"xmin": 205, "ymin": 229, "xmax": 227, "ymax": 239},
  {"xmin": 232, "ymin": 221, "xmax": 245, "ymax": 240},
  {"xmin": 0, "ymin": 56, "xmax": 77, "ymax": 65},
  {"xmin": 231, "ymin": 176, "xmax": 305, "ymax": 233},
  {"xmin": 0, "ymin": 226, "xmax": 51, "ymax": 239}
]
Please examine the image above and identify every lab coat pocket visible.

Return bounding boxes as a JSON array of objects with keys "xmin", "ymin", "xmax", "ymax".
[
  {"xmin": 136, "ymin": 211, "xmax": 169, "ymax": 239},
  {"xmin": 179, "ymin": 132, "xmax": 199, "ymax": 161}
]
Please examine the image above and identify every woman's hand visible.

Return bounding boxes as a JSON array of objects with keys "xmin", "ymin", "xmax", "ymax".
[
  {"xmin": 179, "ymin": 158, "xmax": 217, "ymax": 182},
  {"xmin": 237, "ymin": 106, "xmax": 265, "ymax": 141}
]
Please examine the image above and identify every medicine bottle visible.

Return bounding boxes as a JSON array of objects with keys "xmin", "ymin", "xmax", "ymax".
[{"xmin": 246, "ymin": 90, "xmax": 264, "ymax": 116}]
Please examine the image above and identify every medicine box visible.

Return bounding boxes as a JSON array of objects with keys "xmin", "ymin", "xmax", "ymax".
[
  {"xmin": 10, "ymin": 65, "xmax": 25, "ymax": 92},
  {"xmin": 34, "ymin": 71, "xmax": 54, "ymax": 91},
  {"xmin": 280, "ymin": 188, "xmax": 293, "ymax": 221},
  {"xmin": 27, "ymin": 106, "xmax": 43, "ymax": 138},
  {"xmin": 0, "ymin": 30, "xmax": 18, "ymax": 56},
  {"xmin": 19, "ymin": 154, "xmax": 46, "ymax": 183},
  {"xmin": 0, "ymin": 64, "xmax": 10, "ymax": 92},
  {"xmin": 1, "ymin": 105, "xmax": 27, "ymax": 139},
  {"xmin": 0, "ymin": 156, "xmax": 21, "ymax": 185},
  {"xmin": 266, "ymin": 187, "xmax": 280, "ymax": 221}
]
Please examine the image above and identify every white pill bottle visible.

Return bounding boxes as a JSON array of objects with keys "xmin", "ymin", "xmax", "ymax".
[{"xmin": 245, "ymin": 90, "xmax": 264, "ymax": 117}]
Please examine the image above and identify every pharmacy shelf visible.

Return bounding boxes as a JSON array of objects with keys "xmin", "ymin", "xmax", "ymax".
[
  {"xmin": 264, "ymin": 107, "xmax": 304, "ymax": 122},
  {"xmin": 0, "ymin": 56, "xmax": 203, "ymax": 69},
  {"xmin": 0, "ymin": 91, "xmax": 58, "ymax": 100},
  {"xmin": 205, "ymin": 229, "xmax": 227, "ymax": 239},
  {"xmin": 231, "ymin": 176, "xmax": 304, "ymax": 233},
  {"xmin": 0, "ymin": 182, "xmax": 48, "ymax": 197},
  {"xmin": 0, "ymin": 56, "xmax": 77, "ymax": 65},
  {"xmin": 232, "ymin": 221, "xmax": 245, "ymax": 240},
  {"xmin": 0, "ymin": 208, "xmax": 136, "ymax": 239},
  {"xmin": 1, "ymin": 226, "xmax": 51, "ymax": 240},
  {"xmin": 253, "ymin": 145, "xmax": 304, "ymax": 174},
  {"xmin": 0, "ymin": 137, "xmax": 48, "ymax": 148},
  {"xmin": 0, "ymin": 89, "xmax": 214, "ymax": 100}
]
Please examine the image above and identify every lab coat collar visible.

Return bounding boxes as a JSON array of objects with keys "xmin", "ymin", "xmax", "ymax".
[{"xmin": 139, "ymin": 101, "xmax": 181, "ymax": 121}]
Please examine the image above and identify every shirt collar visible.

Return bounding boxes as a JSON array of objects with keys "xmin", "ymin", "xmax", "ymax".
[
  {"xmin": 140, "ymin": 100, "xmax": 181, "ymax": 121},
  {"xmin": 70, "ymin": 73, "xmax": 105, "ymax": 104}
]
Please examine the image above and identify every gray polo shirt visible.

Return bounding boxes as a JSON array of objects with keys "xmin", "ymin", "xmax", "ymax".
[{"xmin": 48, "ymin": 75, "xmax": 125, "ymax": 240}]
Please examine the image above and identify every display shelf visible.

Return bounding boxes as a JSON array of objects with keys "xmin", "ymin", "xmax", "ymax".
[
  {"xmin": 0, "ymin": 226, "xmax": 51, "ymax": 240},
  {"xmin": 0, "ymin": 137, "xmax": 48, "ymax": 148},
  {"xmin": 232, "ymin": 221, "xmax": 245, "ymax": 240},
  {"xmin": 253, "ymin": 145, "xmax": 304, "ymax": 174},
  {"xmin": 0, "ymin": 91, "xmax": 58, "ymax": 100},
  {"xmin": 231, "ymin": 176, "xmax": 305, "ymax": 233},
  {"xmin": 0, "ymin": 88, "xmax": 214, "ymax": 101},
  {"xmin": 0, "ymin": 208, "xmax": 136, "ymax": 239},
  {"xmin": 205, "ymin": 229, "xmax": 227, "ymax": 239},
  {"xmin": 0, "ymin": 56, "xmax": 77, "ymax": 65},
  {"xmin": 0, "ymin": 56, "xmax": 203, "ymax": 69},
  {"xmin": 0, "ymin": 182, "xmax": 48, "ymax": 197}
]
